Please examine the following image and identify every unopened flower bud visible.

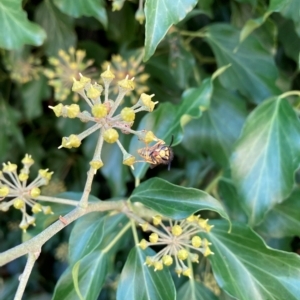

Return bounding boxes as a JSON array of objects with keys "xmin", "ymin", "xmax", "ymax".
[
  {"xmin": 162, "ymin": 255, "xmax": 173, "ymax": 266},
  {"xmin": 92, "ymin": 104, "xmax": 108, "ymax": 118},
  {"xmin": 192, "ymin": 236, "xmax": 202, "ymax": 248},
  {"xmin": 139, "ymin": 239, "xmax": 148, "ymax": 250},
  {"xmin": 153, "ymin": 215, "xmax": 162, "ymax": 226},
  {"xmin": 0, "ymin": 186, "xmax": 9, "ymax": 197},
  {"xmin": 32, "ymin": 203, "xmax": 42, "ymax": 214},
  {"xmin": 30, "ymin": 187, "xmax": 41, "ymax": 198},
  {"xmin": 13, "ymin": 199, "xmax": 25, "ymax": 210},
  {"xmin": 90, "ymin": 160, "xmax": 104, "ymax": 170},
  {"xmin": 121, "ymin": 107, "xmax": 135, "ymax": 122},
  {"xmin": 67, "ymin": 104, "xmax": 80, "ymax": 118},
  {"xmin": 42, "ymin": 206, "xmax": 53, "ymax": 215},
  {"xmin": 103, "ymin": 128, "xmax": 119, "ymax": 143},
  {"xmin": 149, "ymin": 233, "xmax": 158, "ymax": 243},
  {"xmin": 154, "ymin": 261, "xmax": 163, "ymax": 271},
  {"xmin": 172, "ymin": 225, "xmax": 182, "ymax": 236},
  {"xmin": 177, "ymin": 249, "xmax": 188, "ymax": 260}
]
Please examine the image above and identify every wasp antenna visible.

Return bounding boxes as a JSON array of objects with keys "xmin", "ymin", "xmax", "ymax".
[{"xmin": 169, "ymin": 135, "xmax": 174, "ymax": 147}]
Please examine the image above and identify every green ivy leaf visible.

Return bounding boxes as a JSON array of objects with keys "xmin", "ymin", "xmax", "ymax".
[
  {"xmin": 72, "ymin": 251, "xmax": 108, "ymax": 300},
  {"xmin": 203, "ymin": 220, "xmax": 300, "ymax": 300},
  {"xmin": 231, "ymin": 97, "xmax": 300, "ymax": 225},
  {"xmin": 144, "ymin": 0, "xmax": 198, "ymax": 61},
  {"xmin": 52, "ymin": 251, "xmax": 108, "ymax": 300},
  {"xmin": 130, "ymin": 177, "xmax": 230, "ymax": 224},
  {"xmin": 53, "ymin": 0, "xmax": 107, "ymax": 29},
  {"xmin": 177, "ymin": 280, "xmax": 218, "ymax": 300},
  {"xmin": 205, "ymin": 23, "xmax": 280, "ymax": 103},
  {"xmin": 69, "ymin": 212, "xmax": 129, "ymax": 264},
  {"xmin": 116, "ymin": 247, "xmax": 175, "ymax": 300},
  {"xmin": 0, "ymin": 0, "xmax": 46, "ymax": 49},
  {"xmin": 35, "ymin": 0, "xmax": 76, "ymax": 56},
  {"xmin": 257, "ymin": 188, "xmax": 300, "ymax": 238},
  {"xmin": 269, "ymin": 0, "xmax": 300, "ymax": 36},
  {"xmin": 181, "ymin": 80, "xmax": 247, "ymax": 166}
]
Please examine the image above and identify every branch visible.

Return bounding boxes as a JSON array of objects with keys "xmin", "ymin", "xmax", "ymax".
[
  {"xmin": 14, "ymin": 252, "xmax": 39, "ymax": 300},
  {"xmin": 0, "ymin": 200, "xmax": 125, "ymax": 267}
]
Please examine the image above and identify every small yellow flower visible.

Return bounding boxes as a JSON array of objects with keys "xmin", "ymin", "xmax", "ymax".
[
  {"xmin": 121, "ymin": 107, "xmax": 135, "ymax": 122},
  {"xmin": 192, "ymin": 236, "xmax": 202, "ymax": 248},
  {"xmin": 0, "ymin": 186, "xmax": 10, "ymax": 197},
  {"xmin": 139, "ymin": 239, "xmax": 148, "ymax": 250},
  {"xmin": 103, "ymin": 128, "xmax": 119, "ymax": 143},
  {"xmin": 32, "ymin": 203, "xmax": 42, "ymax": 214},
  {"xmin": 89, "ymin": 160, "xmax": 104, "ymax": 170},
  {"xmin": 140, "ymin": 222, "xmax": 149, "ymax": 232},
  {"xmin": 30, "ymin": 187, "xmax": 41, "ymax": 198},
  {"xmin": 149, "ymin": 233, "xmax": 159, "ymax": 243},
  {"xmin": 162, "ymin": 255, "xmax": 173, "ymax": 266},
  {"xmin": 171, "ymin": 225, "xmax": 182, "ymax": 236},
  {"xmin": 152, "ymin": 215, "xmax": 162, "ymax": 226},
  {"xmin": 177, "ymin": 249, "xmax": 188, "ymax": 260},
  {"xmin": 183, "ymin": 268, "xmax": 192, "ymax": 278},
  {"xmin": 13, "ymin": 199, "xmax": 25, "ymax": 210},
  {"xmin": 92, "ymin": 104, "xmax": 108, "ymax": 118},
  {"xmin": 67, "ymin": 104, "xmax": 80, "ymax": 118},
  {"xmin": 154, "ymin": 261, "xmax": 163, "ymax": 271}
]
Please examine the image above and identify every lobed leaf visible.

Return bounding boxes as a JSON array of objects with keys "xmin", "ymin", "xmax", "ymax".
[
  {"xmin": 144, "ymin": 0, "xmax": 198, "ymax": 61},
  {"xmin": 117, "ymin": 247, "xmax": 175, "ymax": 300},
  {"xmin": 53, "ymin": 0, "xmax": 107, "ymax": 29},
  {"xmin": 204, "ymin": 23, "xmax": 280, "ymax": 103},
  {"xmin": 0, "ymin": 0, "xmax": 46, "ymax": 49},
  {"xmin": 130, "ymin": 177, "xmax": 230, "ymax": 224},
  {"xmin": 231, "ymin": 97, "xmax": 300, "ymax": 225},
  {"xmin": 202, "ymin": 220, "xmax": 300, "ymax": 300}
]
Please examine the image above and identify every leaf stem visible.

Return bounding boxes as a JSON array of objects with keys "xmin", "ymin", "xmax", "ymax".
[{"xmin": 278, "ymin": 90, "xmax": 300, "ymax": 99}]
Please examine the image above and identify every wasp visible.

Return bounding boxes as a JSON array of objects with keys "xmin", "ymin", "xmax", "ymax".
[{"xmin": 137, "ymin": 136, "xmax": 174, "ymax": 170}]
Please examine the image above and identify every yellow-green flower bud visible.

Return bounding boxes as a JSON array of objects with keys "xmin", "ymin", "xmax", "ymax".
[
  {"xmin": 154, "ymin": 261, "xmax": 163, "ymax": 271},
  {"xmin": 192, "ymin": 236, "xmax": 202, "ymax": 248},
  {"xmin": 67, "ymin": 104, "xmax": 80, "ymax": 118},
  {"xmin": 112, "ymin": 0, "xmax": 125, "ymax": 11},
  {"xmin": 0, "ymin": 186, "xmax": 9, "ymax": 197},
  {"xmin": 39, "ymin": 169, "xmax": 53, "ymax": 180},
  {"xmin": 123, "ymin": 154, "xmax": 136, "ymax": 166},
  {"xmin": 140, "ymin": 222, "xmax": 149, "ymax": 231},
  {"xmin": 190, "ymin": 253, "xmax": 199, "ymax": 263},
  {"xmin": 79, "ymin": 75, "xmax": 91, "ymax": 84},
  {"xmin": 87, "ymin": 85, "xmax": 102, "ymax": 99},
  {"xmin": 183, "ymin": 268, "xmax": 192, "ymax": 278},
  {"xmin": 121, "ymin": 107, "xmax": 135, "ymax": 122},
  {"xmin": 13, "ymin": 198, "xmax": 25, "ymax": 210},
  {"xmin": 118, "ymin": 78, "xmax": 135, "ymax": 91},
  {"xmin": 171, "ymin": 225, "xmax": 182, "ymax": 236},
  {"xmin": 186, "ymin": 215, "xmax": 196, "ymax": 222},
  {"xmin": 69, "ymin": 135, "xmax": 81, "ymax": 148},
  {"xmin": 103, "ymin": 128, "xmax": 119, "ymax": 143},
  {"xmin": 19, "ymin": 220, "xmax": 29, "ymax": 232},
  {"xmin": 149, "ymin": 232, "xmax": 159, "ymax": 243},
  {"xmin": 144, "ymin": 131, "xmax": 157, "ymax": 143},
  {"xmin": 3, "ymin": 162, "xmax": 17, "ymax": 173},
  {"xmin": 92, "ymin": 104, "xmax": 108, "ymax": 118},
  {"xmin": 49, "ymin": 57, "xmax": 59, "ymax": 66},
  {"xmin": 72, "ymin": 79, "xmax": 85, "ymax": 92},
  {"xmin": 135, "ymin": 7, "xmax": 145, "ymax": 24},
  {"xmin": 101, "ymin": 68, "xmax": 115, "ymax": 81},
  {"xmin": 175, "ymin": 268, "xmax": 182, "ymax": 277},
  {"xmin": 145, "ymin": 256, "xmax": 154, "ymax": 266},
  {"xmin": 162, "ymin": 255, "xmax": 173, "ymax": 266},
  {"xmin": 61, "ymin": 137, "xmax": 72, "ymax": 149},
  {"xmin": 19, "ymin": 172, "xmax": 28, "ymax": 182},
  {"xmin": 139, "ymin": 239, "xmax": 148, "ymax": 250},
  {"xmin": 50, "ymin": 103, "xmax": 63, "ymax": 117},
  {"xmin": 27, "ymin": 215, "xmax": 36, "ymax": 225},
  {"xmin": 140, "ymin": 93, "xmax": 158, "ymax": 112},
  {"xmin": 177, "ymin": 249, "xmax": 188, "ymax": 260},
  {"xmin": 90, "ymin": 160, "xmax": 104, "ymax": 170},
  {"xmin": 204, "ymin": 247, "xmax": 214, "ymax": 257},
  {"xmin": 30, "ymin": 187, "xmax": 41, "ymax": 198},
  {"xmin": 153, "ymin": 215, "xmax": 162, "ymax": 226},
  {"xmin": 32, "ymin": 203, "xmax": 42, "ymax": 214},
  {"xmin": 22, "ymin": 154, "xmax": 34, "ymax": 166},
  {"xmin": 42, "ymin": 206, "xmax": 53, "ymax": 215}
]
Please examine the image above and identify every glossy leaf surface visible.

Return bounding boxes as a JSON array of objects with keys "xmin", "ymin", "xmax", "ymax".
[
  {"xmin": 203, "ymin": 220, "xmax": 300, "ymax": 300},
  {"xmin": 117, "ymin": 247, "xmax": 175, "ymax": 300},
  {"xmin": 144, "ymin": 0, "xmax": 198, "ymax": 61},
  {"xmin": 231, "ymin": 97, "xmax": 300, "ymax": 225},
  {"xmin": 130, "ymin": 177, "xmax": 230, "ymax": 223},
  {"xmin": 0, "ymin": 0, "xmax": 45, "ymax": 49}
]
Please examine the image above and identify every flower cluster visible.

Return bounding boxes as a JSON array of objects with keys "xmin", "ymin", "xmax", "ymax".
[
  {"xmin": 49, "ymin": 67, "xmax": 160, "ymax": 171},
  {"xmin": 139, "ymin": 215, "xmax": 214, "ymax": 278},
  {"xmin": 0, "ymin": 155, "xmax": 54, "ymax": 231},
  {"xmin": 4, "ymin": 51, "xmax": 42, "ymax": 84},
  {"xmin": 101, "ymin": 51, "xmax": 149, "ymax": 102},
  {"xmin": 44, "ymin": 47, "xmax": 94, "ymax": 101}
]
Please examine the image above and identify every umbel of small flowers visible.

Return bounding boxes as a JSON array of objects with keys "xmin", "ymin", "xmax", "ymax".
[
  {"xmin": 44, "ymin": 47, "xmax": 94, "ymax": 102},
  {"xmin": 101, "ymin": 51, "xmax": 149, "ymax": 102},
  {"xmin": 49, "ymin": 67, "xmax": 160, "ymax": 171},
  {"xmin": 139, "ymin": 214, "xmax": 214, "ymax": 278},
  {"xmin": 0, "ymin": 155, "xmax": 54, "ymax": 231}
]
